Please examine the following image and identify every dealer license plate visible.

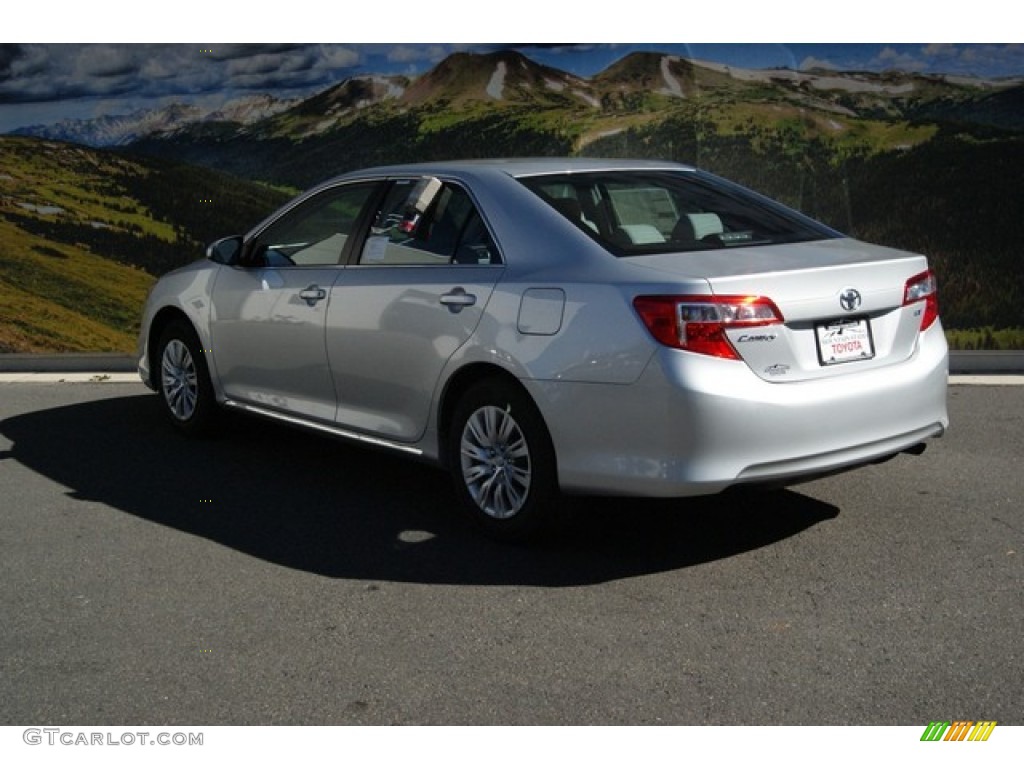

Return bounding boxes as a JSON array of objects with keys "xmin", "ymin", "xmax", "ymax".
[{"xmin": 815, "ymin": 317, "xmax": 875, "ymax": 366}]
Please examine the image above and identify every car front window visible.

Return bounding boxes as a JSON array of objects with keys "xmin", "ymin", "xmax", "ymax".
[
  {"xmin": 518, "ymin": 171, "xmax": 839, "ymax": 256},
  {"xmin": 248, "ymin": 182, "xmax": 378, "ymax": 267}
]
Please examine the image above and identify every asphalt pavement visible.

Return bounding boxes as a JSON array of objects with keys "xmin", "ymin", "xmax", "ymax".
[{"xmin": 0, "ymin": 381, "xmax": 1021, "ymax": 725}]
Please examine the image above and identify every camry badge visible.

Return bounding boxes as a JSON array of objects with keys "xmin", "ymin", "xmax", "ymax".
[{"xmin": 839, "ymin": 288, "xmax": 862, "ymax": 312}]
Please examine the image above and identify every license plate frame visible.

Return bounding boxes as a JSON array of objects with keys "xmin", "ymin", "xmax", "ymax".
[{"xmin": 815, "ymin": 317, "xmax": 875, "ymax": 366}]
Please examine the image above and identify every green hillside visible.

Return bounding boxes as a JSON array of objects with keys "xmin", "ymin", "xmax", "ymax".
[
  {"xmin": 133, "ymin": 72, "xmax": 1023, "ymax": 336},
  {"xmin": 4, "ymin": 50, "xmax": 1024, "ymax": 350},
  {"xmin": 0, "ymin": 136, "xmax": 289, "ymax": 352}
]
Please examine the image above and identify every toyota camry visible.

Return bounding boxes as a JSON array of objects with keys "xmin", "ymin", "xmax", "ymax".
[{"xmin": 137, "ymin": 158, "xmax": 948, "ymax": 540}]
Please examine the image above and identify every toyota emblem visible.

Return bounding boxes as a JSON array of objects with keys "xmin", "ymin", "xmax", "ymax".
[{"xmin": 839, "ymin": 288, "xmax": 862, "ymax": 312}]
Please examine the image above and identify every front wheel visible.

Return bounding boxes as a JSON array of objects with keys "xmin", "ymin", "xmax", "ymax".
[
  {"xmin": 448, "ymin": 379, "xmax": 559, "ymax": 541},
  {"xmin": 156, "ymin": 319, "xmax": 217, "ymax": 436}
]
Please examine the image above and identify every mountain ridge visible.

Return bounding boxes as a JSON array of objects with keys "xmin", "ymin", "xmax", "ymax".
[
  {"xmin": 11, "ymin": 49, "xmax": 1022, "ymax": 148},
  {"xmin": 12, "ymin": 93, "xmax": 300, "ymax": 147}
]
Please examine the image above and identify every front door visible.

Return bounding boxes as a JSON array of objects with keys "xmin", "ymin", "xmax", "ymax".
[{"xmin": 209, "ymin": 181, "xmax": 380, "ymax": 421}]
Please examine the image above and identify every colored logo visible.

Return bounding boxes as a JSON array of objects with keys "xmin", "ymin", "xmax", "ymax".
[{"xmin": 920, "ymin": 721, "xmax": 997, "ymax": 742}]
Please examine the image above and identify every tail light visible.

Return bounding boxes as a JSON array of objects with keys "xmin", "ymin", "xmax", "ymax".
[
  {"xmin": 903, "ymin": 270, "xmax": 939, "ymax": 331},
  {"xmin": 633, "ymin": 295, "xmax": 783, "ymax": 360}
]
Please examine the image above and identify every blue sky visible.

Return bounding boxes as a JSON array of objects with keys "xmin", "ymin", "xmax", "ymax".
[{"xmin": 1, "ymin": 42, "xmax": 1022, "ymax": 134}]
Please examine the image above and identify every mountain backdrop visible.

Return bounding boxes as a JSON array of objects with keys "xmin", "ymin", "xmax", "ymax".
[{"xmin": 2, "ymin": 48, "xmax": 1023, "ymax": 352}]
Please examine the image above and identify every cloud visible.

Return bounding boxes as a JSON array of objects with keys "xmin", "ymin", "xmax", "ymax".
[
  {"xmin": 204, "ymin": 43, "xmax": 307, "ymax": 63},
  {"xmin": 0, "ymin": 44, "xmax": 361, "ymax": 104},
  {"xmin": 922, "ymin": 43, "xmax": 959, "ymax": 60},
  {"xmin": 386, "ymin": 44, "xmax": 449, "ymax": 65},
  {"xmin": 799, "ymin": 56, "xmax": 839, "ymax": 72},
  {"xmin": 8, "ymin": 44, "xmax": 51, "ymax": 79},
  {"xmin": 868, "ymin": 44, "xmax": 1024, "ymax": 78},
  {"xmin": 317, "ymin": 45, "xmax": 361, "ymax": 69},
  {"xmin": 0, "ymin": 44, "xmax": 23, "ymax": 79},
  {"xmin": 75, "ymin": 46, "xmax": 138, "ymax": 78},
  {"xmin": 872, "ymin": 46, "xmax": 928, "ymax": 73},
  {"xmin": 938, "ymin": 43, "xmax": 1024, "ymax": 77},
  {"xmin": 226, "ymin": 52, "xmax": 303, "ymax": 78}
]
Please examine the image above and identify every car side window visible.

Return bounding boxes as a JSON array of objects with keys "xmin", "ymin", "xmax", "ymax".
[
  {"xmin": 248, "ymin": 183, "xmax": 377, "ymax": 267},
  {"xmin": 359, "ymin": 179, "xmax": 501, "ymax": 266}
]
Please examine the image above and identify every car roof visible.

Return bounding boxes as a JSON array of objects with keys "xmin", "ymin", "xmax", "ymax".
[{"xmin": 332, "ymin": 157, "xmax": 698, "ymax": 183}]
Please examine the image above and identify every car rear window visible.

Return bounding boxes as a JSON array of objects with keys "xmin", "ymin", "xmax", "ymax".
[{"xmin": 518, "ymin": 170, "xmax": 839, "ymax": 256}]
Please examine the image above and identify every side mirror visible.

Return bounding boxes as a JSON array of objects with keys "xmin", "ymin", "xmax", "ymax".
[{"xmin": 206, "ymin": 235, "xmax": 243, "ymax": 265}]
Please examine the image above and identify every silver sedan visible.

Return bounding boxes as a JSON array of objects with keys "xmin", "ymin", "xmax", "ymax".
[{"xmin": 137, "ymin": 158, "xmax": 948, "ymax": 540}]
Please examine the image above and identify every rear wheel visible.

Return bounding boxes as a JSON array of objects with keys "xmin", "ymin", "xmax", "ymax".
[
  {"xmin": 448, "ymin": 379, "xmax": 558, "ymax": 541},
  {"xmin": 156, "ymin": 319, "xmax": 217, "ymax": 435}
]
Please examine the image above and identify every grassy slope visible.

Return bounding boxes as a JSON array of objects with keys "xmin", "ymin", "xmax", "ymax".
[
  {"xmin": 0, "ymin": 220, "xmax": 152, "ymax": 352},
  {"xmin": 0, "ymin": 139, "xmax": 156, "ymax": 352},
  {"xmin": 0, "ymin": 136, "xmax": 288, "ymax": 353}
]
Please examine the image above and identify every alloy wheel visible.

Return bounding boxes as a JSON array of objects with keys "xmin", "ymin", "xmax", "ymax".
[
  {"xmin": 161, "ymin": 338, "xmax": 199, "ymax": 421},
  {"xmin": 459, "ymin": 404, "xmax": 532, "ymax": 519}
]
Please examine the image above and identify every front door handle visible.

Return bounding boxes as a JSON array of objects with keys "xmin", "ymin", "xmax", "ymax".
[
  {"xmin": 299, "ymin": 285, "xmax": 327, "ymax": 306},
  {"xmin": 439, "ymin": 287, "xmax": 477, "ymax": 313}
]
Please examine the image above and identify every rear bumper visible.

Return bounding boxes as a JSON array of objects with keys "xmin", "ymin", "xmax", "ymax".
[{"xmin": 527, "ymin": 325, "xmax": 948, "ymax": 497}]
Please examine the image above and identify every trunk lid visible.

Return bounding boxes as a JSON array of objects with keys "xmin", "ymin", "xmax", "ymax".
[{"xmin": 628, "ymin": 238, "xmax": 933, "ymax": 382}]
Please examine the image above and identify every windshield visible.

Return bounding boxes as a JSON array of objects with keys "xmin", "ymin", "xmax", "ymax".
[{"xmin": 518, "ymin": 170, "xmax": 840, "ymax": 256}]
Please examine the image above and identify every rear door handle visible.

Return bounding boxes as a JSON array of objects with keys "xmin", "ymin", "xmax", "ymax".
[
  {"xmin": 299, "ymin": 285, "xmax": 327, "ymax": 306},
  {"xmin": 439, "ymin": 287, "xmax": 477, "ymax": 313}
]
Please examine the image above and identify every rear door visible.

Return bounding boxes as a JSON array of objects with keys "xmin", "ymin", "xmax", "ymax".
[{"xmin": 326, "ymin": 178, "xmax": 504, "ymax": 441}]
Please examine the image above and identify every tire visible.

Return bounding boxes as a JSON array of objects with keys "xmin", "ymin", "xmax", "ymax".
[
  {"xmin": 156, "ymin": 319, "xmax": 217, "ymax": 436},
  {"xmin": 448, "ymin": 379, "xmax": 559, "ymax": 541}
]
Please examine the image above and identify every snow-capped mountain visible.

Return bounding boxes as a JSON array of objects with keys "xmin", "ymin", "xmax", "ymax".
[
  {"xmin": 206, "ymin": 94, "xmax": 300, "ymax": 124},
  {"xmin": 398, "ymin": 49, "xmax": 597, "ymax": 108},
  {"xmin": 12, "ymin": 94, "xmax": 298, "ymax": 147}
]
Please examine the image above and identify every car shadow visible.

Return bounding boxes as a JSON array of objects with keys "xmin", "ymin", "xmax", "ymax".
[{"xmin": 0, "ymin": 392, "xmax": 839, "ymax": 586}]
